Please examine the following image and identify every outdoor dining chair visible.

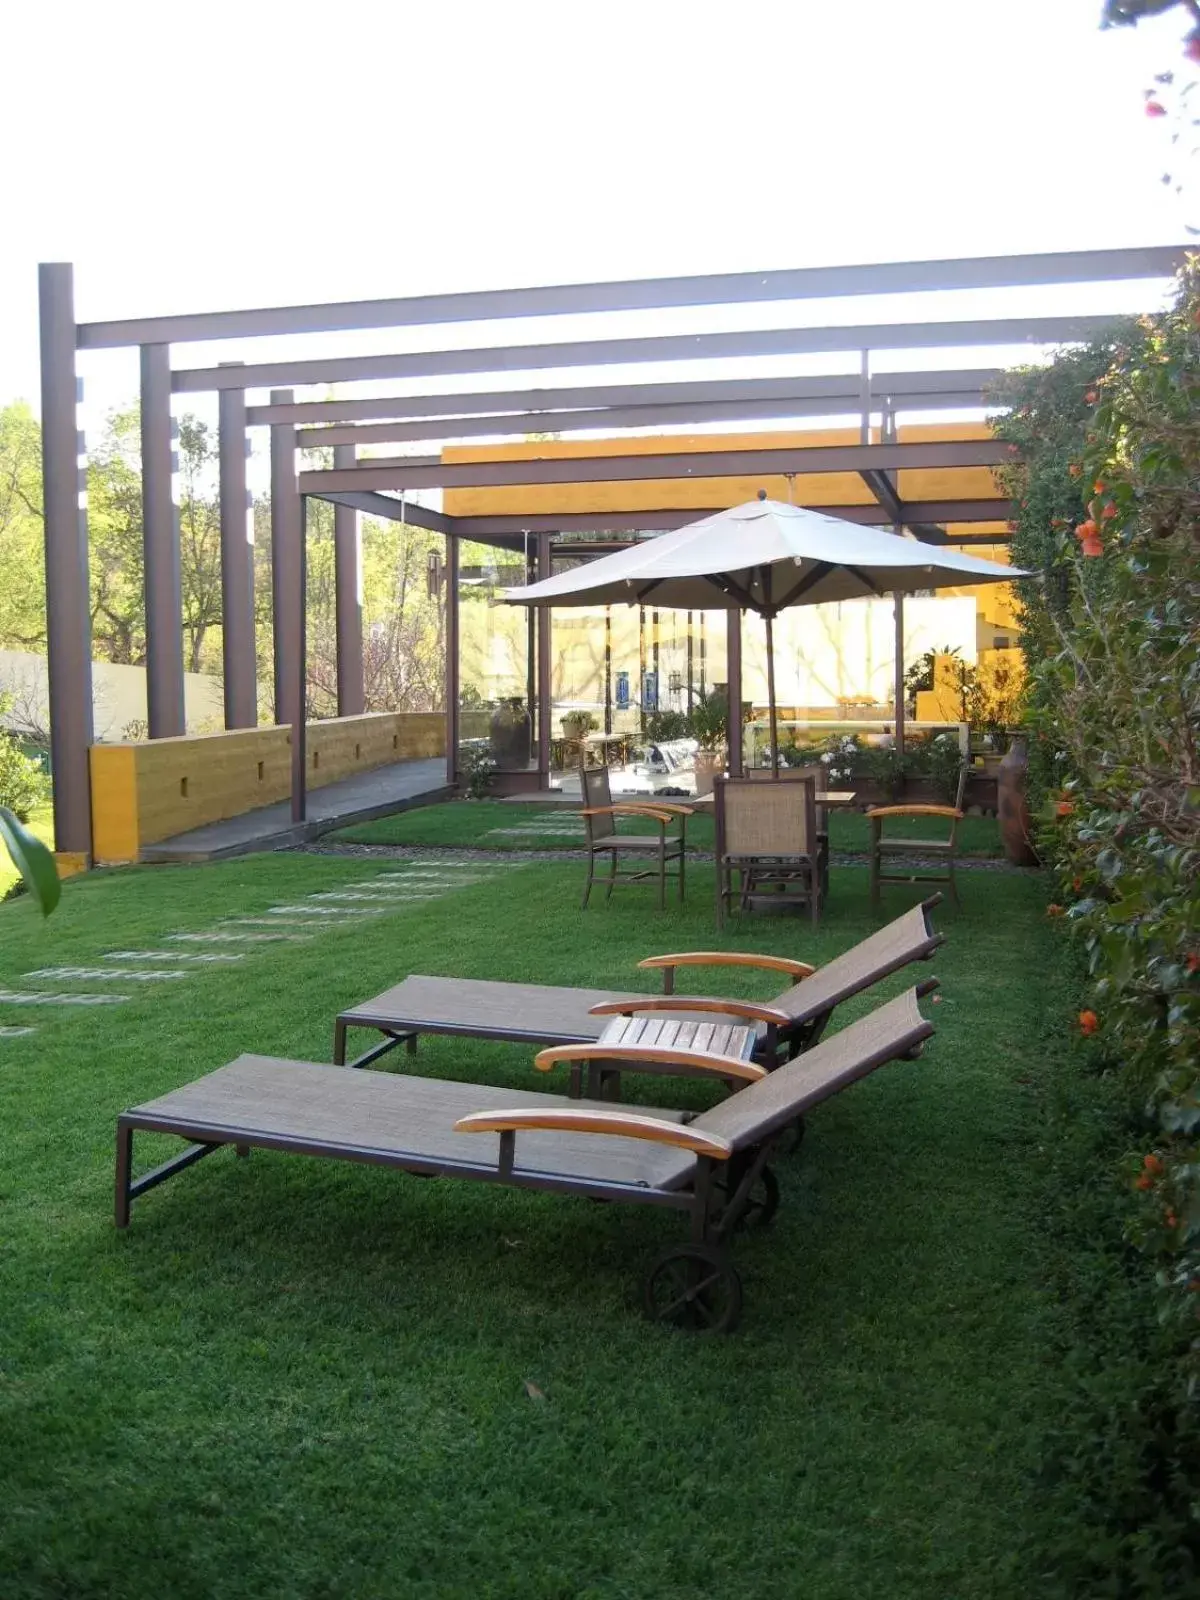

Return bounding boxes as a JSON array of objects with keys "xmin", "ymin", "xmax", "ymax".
[
  {"xmin": 868, "ymin": 761, "xmax": 969, "ymax": 907},
  {"xmin": 577, "ymin": 764, "xmax": 693, "ymax": 910},
  {"xmin": 714, "ymin": 774, "xmax": 826, "ymax": 928}
]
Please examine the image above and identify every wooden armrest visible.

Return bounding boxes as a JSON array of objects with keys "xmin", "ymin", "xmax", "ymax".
[
  {"xmin": 637, "ymin": 951, "xmax": 815, "ymax": 979},
  {"xmin": 641, "ymin": 802, "xmax": 694, "ymax": 817},
  {"xmin": 579, "ymin": 805, "xmax": 675, "ymax": 825},
  {"xmin": 587, "ymin": 995, "xmax": 790, "ymax": 1026},
  {"xmin": 532, "ymin": 1043, "xmax": 766, "ymax": 1083},
  {"xmin": 866, "ymin": 805, "xmax": 963, "ymax": 820},
  {"xmin": 454, "ymin": 1107, "xmax": 732, "ymax": 1159}
]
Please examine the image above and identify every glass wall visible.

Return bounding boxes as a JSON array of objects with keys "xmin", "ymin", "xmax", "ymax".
[{"xmin": 457, "ymin": 541, "xmax": 535, "ymax": 775}]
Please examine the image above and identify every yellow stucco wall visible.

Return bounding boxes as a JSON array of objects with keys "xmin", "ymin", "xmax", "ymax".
[{"xmin": 90, "ymin": 712, "xmax": 445, "ymax": 863}]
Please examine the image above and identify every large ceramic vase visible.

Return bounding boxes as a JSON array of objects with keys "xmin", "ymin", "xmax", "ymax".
[
  {"xmin": 489, "ymin": 699, "xmax": 532, "ymax": 768},
  {"xmin": 997, "ymin": 735, "xmax": 1040, "ymax": 866}
]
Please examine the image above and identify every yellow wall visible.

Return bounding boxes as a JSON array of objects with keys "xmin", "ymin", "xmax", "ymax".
[
  {"xmin": 914, "ymin": 647, "xmax": 1025, "ymax": 723},
  {"xmin": 90, "ymin": 712, "xmax": 445, "ymax": 863},
  {"xmin": 442, "ymin": 422, "xmax": 1006, "ymax": 518}
]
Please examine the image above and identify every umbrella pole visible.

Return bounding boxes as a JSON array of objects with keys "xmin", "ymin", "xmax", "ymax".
[{"xmin": 765, "ymin": 612, "xmax": 779, "ymax": 776}]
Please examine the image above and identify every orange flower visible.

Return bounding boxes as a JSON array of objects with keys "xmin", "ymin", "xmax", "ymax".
[
  {"xmin": 1101, "ymin": 503, "xmax": 1118, "ymax": 520},
  {"xmin": 1166, "ymin": 1211, "xmax": 1178, "ymax": 1228},
  {"xmin": 1068, "ymin": 463, "xmax": 1081, "ymax": 479},
  {"xmin": 1136, "ymin": 1174, "xmax": 1154, "ymax": 1191},
  {"xmin": 1072, "ymin": 876, "xmax": 1083, "ymax": 892},
  {"xmin": 1056, "ymin": 800, "xmax": 1074, "ymax": 818},
  {"xmin": 1186, "ymin": 952, "xmax": 1199, "ymax": 974},
  {"xmin": 1047, "ymin": 904, "xmax": 1064, "ymax": 918},
  {"xmin": 1093, "ymin": 480, "xmax": 1106, "ymax": 493},
  {"xmin": 1086, "ymin": 392, "xmax": 1098, "ymax": 406},
  {"xmin": 1144, "ymin": 1153, "xmax": 1164, "ymax": 1176},
  {"xmin": 1075, "ymin": 520, "xmax": 1098, "ymax": 540},
  {"xmin": 1081, "ymin": 536, "xmax": 1104, "ymax": 558},
  {"xmin": 1079, "ymin": 1010, "xmax": 1099, "ymax": 1036}
]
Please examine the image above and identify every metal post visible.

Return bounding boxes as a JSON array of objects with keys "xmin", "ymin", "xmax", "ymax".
[
  {"xmin": 859, "ymin": 349, "xmax": 871, "ymax": 446},
  {"xmin": 686, "ymin": 610, "xmax": 694, "ymax": 710},
  {"xmin": 333, "ymin": 443, "xmax": 365, "ymax": 716},
  {"xmin": 218, "ymin": 366, "xmax": 257, "ymax": 727},
  {"xmin": 269, "ymin": 389, "xmax": 301, "ymax": 730},
  {"xmin": 894, "ymin": 593, "xmax": 906, "ymax": 756},
  {"xmin": 765, "ymin": 613, "xmax": 779, "ymax": 774},
  {"xmin": 140, "ymin": 343, "xmax": 185, "ymax": 736},
  {"xmin": 293, "ymin": 495, "xmax": 307, "ymax": 823},
  {"xmin": 445, "ymin": 531, "xmax": 460, "ymax": 785},
  {"xmin": 38, "ymin": 263, "xmax": 94, "ymax": 856},
  {"xmin": 537, "ymin": 533, "xmax": 552, "ymax": 784},
  {"xmin": 726, "ymin": 609, "xmax": 743, "ymax": 777},
  {"xmin": 604, "ymin": 608, "xmax": 613, "ymax": 735}
]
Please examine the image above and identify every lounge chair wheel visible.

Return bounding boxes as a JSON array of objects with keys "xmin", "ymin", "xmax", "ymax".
[
  {"xmin": 642, "ymin": 1244, "xmax": 743, "ymax": 1333},
  {"xmin": 717, "ymin": 1166, "xmax": 780, "ymax": 1231}
]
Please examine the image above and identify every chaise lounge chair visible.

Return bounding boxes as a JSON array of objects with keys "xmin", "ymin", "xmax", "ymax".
[
  {"xmin": 115, "ymin": 985, "xmax": 937, "ymax": 1332},
  {"xmin": 333, "ymin": 896, "xmax": 944, "ymax": 1096}
]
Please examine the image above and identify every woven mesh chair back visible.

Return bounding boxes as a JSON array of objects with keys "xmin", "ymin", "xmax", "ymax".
[
  {"xmin": 721, "ymin": 776, "xmax": 814, "ymax": 857},
  {"xmin": 693, "ymin": 987, "xmax": 933, "ymax": 1151},
  {"xmin": 579, "ymin": 764, "xmax": 613, "ymax": 845}
]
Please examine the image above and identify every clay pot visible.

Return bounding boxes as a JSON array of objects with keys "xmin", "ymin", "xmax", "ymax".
[
  {"xmin": 997, "ymin": 735, "xmax": 1040, "ymax": 866},
  {"xmin": 693, "ymin": 750, "xmax": 724, "ymax": 797}
]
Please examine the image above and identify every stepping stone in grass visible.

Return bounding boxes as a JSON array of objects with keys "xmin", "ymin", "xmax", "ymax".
[
  {"xmin": 104, "ymin": 951, "xmax": 245, "ymax": 965},
  {"xmin": 24, "ymin": 966, "xmax": 188, "ymax": 983},
  {"xmin": 0, "ymin": 989, "xmax": 129, "ymax": 1006}
]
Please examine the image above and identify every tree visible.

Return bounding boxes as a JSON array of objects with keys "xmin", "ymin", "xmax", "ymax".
[
  {"xmin": 0, "ymin": 402, "xmax": 47, "ymax": 650},
  {"xmin": 176, "ymin": 415, "xmax": 225, "ymax": 674}
]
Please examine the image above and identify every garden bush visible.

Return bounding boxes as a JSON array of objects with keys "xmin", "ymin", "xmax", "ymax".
[
  {"xmin": 0, "ymin": 701, "xmax": 49, "ymax": 822},
  {"xmin": 995, "ymin": 262, "xmax": 1200, "ymax": 1589}
]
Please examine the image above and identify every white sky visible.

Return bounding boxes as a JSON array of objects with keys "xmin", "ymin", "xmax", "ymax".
[{"xmin": 0, "ymin": 0, "xmax": 1193, "ymax": 450}]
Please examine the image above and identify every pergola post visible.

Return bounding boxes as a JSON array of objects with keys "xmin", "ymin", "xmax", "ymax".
[
  {"xmin": 726, "ymin": 610, "xmax": 743, "ymax": 777},
  {"xmin": 218, "ymin": 365, "xmax": 257, "ymax": 728},
  {"xmin": 38, "ymin": 263, "xmax": 94, "ymax": 856},
  {"xmin": 140, "ymin": 343, "xmax": 186, "ymax": 737},
  {"xmin": 537, "ymin": 533, "xmax": 552, "ymax": 784},
  {"xmin": 333, "ymin": 443, "xmax": 365, "ymax": 716},
  {"xmin": 269, "ymin": 389, "xmax": 302, "ymax": 732},
  {"xmin": 444, "ymin": 530, "xmax": 460, "ymax": 786}
]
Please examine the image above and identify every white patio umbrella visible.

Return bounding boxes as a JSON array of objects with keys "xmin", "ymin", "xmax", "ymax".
[{"xmin": 504, "ymin": 496, "xmax": 1026, "ymax": 770}]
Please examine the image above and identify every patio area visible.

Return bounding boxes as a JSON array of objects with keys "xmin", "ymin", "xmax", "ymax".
[{"xmin": 0, "ymin": 843, "xmax": 1088, "ymax": 1596}]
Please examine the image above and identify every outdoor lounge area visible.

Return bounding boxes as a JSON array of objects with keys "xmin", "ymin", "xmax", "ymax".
[
  {"xmin": 7, "ymin": 1, "xmax": 1200, "ymax": 1585},
  {"xmin": 0, "ymin": 842, "xmax": 1075, "ymax": 1594}
]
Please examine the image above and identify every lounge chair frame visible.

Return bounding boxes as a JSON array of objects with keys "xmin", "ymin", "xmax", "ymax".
[
  {"xmin": 115, "ymin": 984, "xmax": 938, "ymax": 1331},
  {"xmin": 331, "ymin": 896, "xmax": 944, "ymax": 1084}
]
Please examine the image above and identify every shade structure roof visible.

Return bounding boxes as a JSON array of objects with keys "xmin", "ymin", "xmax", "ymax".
[{"xmin": 503, "ymin": 499, "xmax": 1027, "ymax": 614}]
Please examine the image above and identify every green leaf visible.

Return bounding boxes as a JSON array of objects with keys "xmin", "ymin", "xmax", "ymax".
[{"xmin": 0, "ymin": 806, "xmax": 60, "ymax": 917}]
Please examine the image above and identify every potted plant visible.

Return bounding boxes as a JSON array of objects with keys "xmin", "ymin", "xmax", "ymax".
[{"xmin": 689, "ymin": 690, "xmax": 729, "ymax": 796}]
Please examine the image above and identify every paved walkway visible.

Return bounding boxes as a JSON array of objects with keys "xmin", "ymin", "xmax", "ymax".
[{"xmin": 142, "ymin": 759, "xmax": 452, "ymax": 864}]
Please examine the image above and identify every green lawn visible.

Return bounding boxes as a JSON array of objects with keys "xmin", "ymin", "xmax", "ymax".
[
  {"xmin": 0, "ymin": 853, "xmax": 1052, "ymax": 1597},
  {"xmin": 332, "ymin": 798, "xmax": 1004, "ymax": 857}
]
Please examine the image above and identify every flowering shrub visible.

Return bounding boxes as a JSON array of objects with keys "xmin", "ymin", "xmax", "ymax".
[{"xmin": 996, "ymin": 260, "xmax": 1200, "ymax": 1578}]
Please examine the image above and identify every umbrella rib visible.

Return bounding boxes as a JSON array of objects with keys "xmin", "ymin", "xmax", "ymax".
[
  {"xmin": 636, "ymin": 578, "xmax": 666, "ymax": 602},
  {"xmin": 772, "ymin": 561, "xmax": 834, "ymax": 612},
  {"xmin": 704, "ymin": 572, "xmax": 759, "ymax": 611},
  {"xmin": 843, "ymin": 564, "xmax": 886, "ymax": 597}
]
